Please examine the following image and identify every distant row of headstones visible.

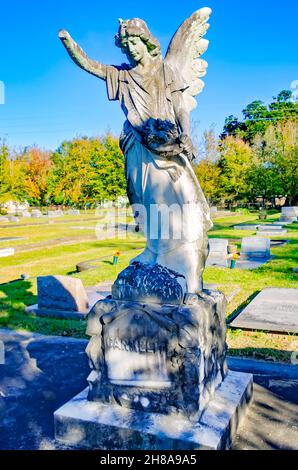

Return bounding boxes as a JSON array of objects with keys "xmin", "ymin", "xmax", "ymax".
[
  {"xmin": 0, "ymin": 208, "xmax": 80, "ymax": 223},
  {"xmin": 234, "ymin": 206, "xmax": 298, "ymax": 236}
]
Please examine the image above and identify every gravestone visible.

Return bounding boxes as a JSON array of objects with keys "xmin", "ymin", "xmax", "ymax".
[
  {"xmin": 280, "ymin": 207, "xmax": 297, "ymax": 223},
  {"xmin": 206, "ymin": 238, "xmax": 229, "ymax": 267},
  {"xmin": 0, "ymin": 216, "xmax": 9, "ymax": 223},
  {"xmin": 230, "ymin": 288, "xmax": 298, "ymax": 333},
  {"xmin": 26, "ymin": 275, "xmax": 89, "ymax": 320},
  {"xmin": 48, "ymin": 210, "xmax": 64, "ymax": 217},
  {"xmin": 257, "ymin": 225, "xmax": 287, "ymax": 236},
  {"xmin": 8, "ymin": 216, "xmax": 19, "ymax": 223},
  {"xmin": 21, "ymin": 211, "xmax": 31, "ymax": 218},
  {"xmin": 234, "ymin": 224, "xmax": 259, "ymax": 231},
  {"xmin": 240, "ymin": 237, "xmax": 270, "ymax": 259},
  {"xmin": 67, "ymin": 209, "xmax": 80, "ymax": 216},
  {"xmin": 0, "ymin": 248, "xmax": 15, "ymax": 258},
  {"xmin": 31, "ymin": 209, "xmax": 42, "ymax": 218}
]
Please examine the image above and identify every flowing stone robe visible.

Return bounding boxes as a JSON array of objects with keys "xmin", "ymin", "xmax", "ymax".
[{"xmin": 105, "ymin": 60, "xmax": 212, "ymax": 293}]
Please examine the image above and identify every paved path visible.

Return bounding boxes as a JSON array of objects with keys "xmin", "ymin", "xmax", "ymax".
[{"xmin": 0, "ymin": 328, "xmax": 297, "ymax": 450}]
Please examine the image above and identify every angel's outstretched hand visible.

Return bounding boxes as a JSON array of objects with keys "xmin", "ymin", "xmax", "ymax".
[{"xmin": 58, "ymin": 29, "xmax": 71, "ymax": 41}]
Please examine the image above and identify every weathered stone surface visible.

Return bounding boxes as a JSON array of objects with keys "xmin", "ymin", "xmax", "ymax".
[
  {"xmin": 230, "ymin": 287, "xmax": 298, "ymax": 333},
  {"xmin": 240, "ymin": 237, "xmax": 270, "ymax": 259},
  {"xmin": 112, "ymin": 262, "xmax": 185, "ymax": 305},
  {"xmin": 85, "ymin": 291, "xmax": 227, "ymax": 420},
  {"xmin": 54, "ymin": 371, "xmax": 253, "ymax": 450},
  {"xmin": 37, "ymin": 275, "xmax": 89, "ymax": 312}
]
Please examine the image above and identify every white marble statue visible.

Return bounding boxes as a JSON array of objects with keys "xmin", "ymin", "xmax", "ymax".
[{"xmin": 59, "ymin": 8, "xmax": 213, "ymax": 294}]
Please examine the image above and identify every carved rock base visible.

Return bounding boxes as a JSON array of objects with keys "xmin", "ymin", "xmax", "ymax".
[{"xmin": 85, "ymin": 290, "xmax": 227, "ymax": 420}]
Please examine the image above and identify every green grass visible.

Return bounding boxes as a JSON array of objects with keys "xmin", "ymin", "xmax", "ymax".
[{"xmin": 0, "ymin": 210, "xmax": 297, "ymax": 362}]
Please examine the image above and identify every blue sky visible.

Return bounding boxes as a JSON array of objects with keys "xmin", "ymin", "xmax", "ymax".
[{"xmin": 0, "ymin": 0, "xmax": 297, "ymax": 150}]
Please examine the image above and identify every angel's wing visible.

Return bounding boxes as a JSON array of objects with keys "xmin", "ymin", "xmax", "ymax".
[{"xmin": 165, "ymin": 7, "xmax": 212, "ymax": 112}]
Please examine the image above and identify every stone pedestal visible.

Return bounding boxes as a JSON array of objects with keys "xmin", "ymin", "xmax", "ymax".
[
  {"xmin": 54, "ymin": 371, "xmax": 252, "ymax": 450},
  {"xmin": 85, "ymin": 291, "xmax": 227, "ymax": 419},
  {"xmin": 54, "ymin": 269, "xmax": 253, "ymax": 449}
]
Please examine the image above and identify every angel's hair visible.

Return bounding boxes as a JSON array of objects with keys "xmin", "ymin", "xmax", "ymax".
[{"xmin": 115, "ymin": 18, "xmax": 161, "ymax": 58}]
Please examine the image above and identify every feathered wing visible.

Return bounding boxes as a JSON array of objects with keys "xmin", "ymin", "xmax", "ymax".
[{"xmin": 165, "ymin": 7, "xmax": 212, "ymax": 112}]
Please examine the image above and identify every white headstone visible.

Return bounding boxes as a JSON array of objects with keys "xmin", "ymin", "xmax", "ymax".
[
  {"xmin": 48, "ymin": 210, "xmax": 64, "ymax": 217},
  {"xmin": 241, "ymin": 237, "xmax": 270, "ymax": 259},
  {"xmin": 67, "ymin": 209, "xmax": 80, "ymax": 216},
  {"xmin": 31, "ymin": 209, "xmax": 42, "ymax": 218},
  {"xmin": 207, "ymin": 238, "xmax": 229, "ymax": 267},
  {"xmin": 0, "ymin": 248, "xmax": 15, "ymax": 258},
  {"xmin": 282, "ymin": 206, "xmax": 297, "ymax": 217},
  {"xmin": 258, "ymin": 225, "xmax": 283, "ymax": 231}
]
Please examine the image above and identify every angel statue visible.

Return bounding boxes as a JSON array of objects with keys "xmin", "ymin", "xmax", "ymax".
[{"xmin": 59, "ymin": 8, "xmax": 213, "ymax": 296}]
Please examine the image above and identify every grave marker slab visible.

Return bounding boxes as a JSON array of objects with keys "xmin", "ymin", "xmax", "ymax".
[
  {"xmin": 230, "ymin": 288, "xmax": 298, "ymax": 333},
  {"xmin": 240, "ymin": 237, "xmax": 270, "ymax": 259},
  {"xmin": 234, "ymin": 224, "xmax": 259, "ymax": 231}
]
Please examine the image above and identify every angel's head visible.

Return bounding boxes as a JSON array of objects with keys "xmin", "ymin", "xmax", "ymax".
[{"xmin": 115, "ymin": 18, "xmax": 161, "ymax": 65}]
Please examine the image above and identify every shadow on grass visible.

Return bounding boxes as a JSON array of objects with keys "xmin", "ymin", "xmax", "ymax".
[
  {"xmin": 228, "ymin": 346, "xmax": 295, "ymax": 363},
  {"xmin": 0, "ymin": 279, "xmax": 86, "ymax": 338}
]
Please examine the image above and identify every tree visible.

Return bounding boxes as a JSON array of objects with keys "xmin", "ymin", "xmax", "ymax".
[
  {"xmin": 221, "ymin": 90, "xmax": 298, "ymax": 143},
  {"xmin": 218, "ymin": 136, "xmax": 253, "ymax": 206},
  {"xmin": 194, "ymin": 129, "xmax": 221, "ymax": 203},
  {"xmin": 49, "ymin": 134, "xmax": 126, "ymax": 207},
  {"xmin": 0, "ymin": 141, "xmax": 26, "ymax": 203},
  {"xmin": 22, "ymin": 147, "xmax": 53, "ymax": 205}
]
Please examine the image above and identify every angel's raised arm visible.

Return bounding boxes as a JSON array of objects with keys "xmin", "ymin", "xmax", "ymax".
[{"xmin": 58, "ymin": 30, "xmax": 107, "ymax": 80}]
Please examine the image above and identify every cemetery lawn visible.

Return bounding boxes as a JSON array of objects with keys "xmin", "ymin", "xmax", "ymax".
[{"xmin": 0, "ymin": 211, "xmax": 297, "ymax": 363}]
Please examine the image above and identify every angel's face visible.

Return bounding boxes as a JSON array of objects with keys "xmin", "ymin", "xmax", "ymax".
[{"xmin": 126, "ymin": 36, "xmax": 148, "ymax": 63}]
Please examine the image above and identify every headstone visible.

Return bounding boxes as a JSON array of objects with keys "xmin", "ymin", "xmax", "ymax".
[
  {"xmin": 67, "ymin": 209, "xmax": 80, "ymax": 216},
  {"xmin": 240, "ymin": 237, "xmax": 270, "ymax": 259},
  {"xmin": 31, "ymin": 209, "xmax": 42, "ymax": 218},
  {"xmin": 273, "ymin": 220, "xmax": 292, "ymax": 226},
  {"xmin": 0, "ymin": 216, "xmax": 9, "ymax": 223},
  {"xmin": 206, "ymin": 238, "xmax": 229, "ymax": 267},
  {"xmin": 279, "ymin": 207, "xmax": 298, "ymax": 222},
  {"xmin": 21, "ymin": 211, "xmax": 31, "ymax": 218},
  {"xmin": 210, "ymin": 206, "xmax": 218, "ymax": 215},
  {"xmin": 48, "ymin": 210, "xmax": 64, "ymax": 217},
  {"xmin": 37, "ymin": 275, "xmax": 89, "ymax": 313},
  {"xmin": 234, "ymin": 224, "xmax": 259, "ymax": 231},
  {"xmin": 256, "ymin": 225, "xmax": 287, "ymax": 236},
  {"xmin": 0, "ymin": 248, "xmax": 15, "ymax": 258},
  {"xmin": 8, "ymin": 216, "xmax": 19, "ymax": 223},
  {"xmin": 230, "ymin": 288, "xmax": 298, "ymax": 333},
  {"xmin": 282, "ymin": 206, "xmax": 298, "ymax": 217}
]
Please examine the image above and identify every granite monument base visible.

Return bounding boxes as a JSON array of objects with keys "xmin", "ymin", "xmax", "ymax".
[{"xmin": 54, "ymin": 370, "xmax": 253, "ymax": 450}]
